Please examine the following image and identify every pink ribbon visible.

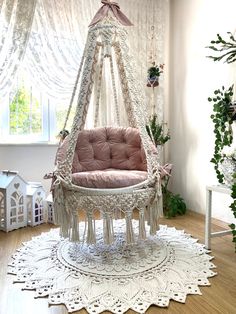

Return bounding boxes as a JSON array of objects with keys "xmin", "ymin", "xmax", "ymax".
[
  {"xmin": 89, "ymin": 0, "xmax": 133, "ymax": 27},
  {"xmin": 159, "ymin": 163, "xmax": 173, "ymax": 179}
]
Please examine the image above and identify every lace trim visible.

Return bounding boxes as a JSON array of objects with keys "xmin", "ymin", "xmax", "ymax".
[{"xmin": 8, "ymin": 220, "xmax": 217, "ymax": 314}]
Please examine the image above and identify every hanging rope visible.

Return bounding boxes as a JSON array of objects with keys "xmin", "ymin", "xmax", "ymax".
[
  {"xmin": 61, "ymin": 48, "xmax": 86, "ymax": 133},
  {"xmin": 57, "ymin": 32, "xmax": 100, "ymax": 180},
  {"xmin": 109, "ymin": 52, "xmax": 120, "ymax": 125},
  {"xmin": 113, "ymin": 41, "xmax": 136, "ymax": 127},
  {"xmin": 94, "ymin": 44, "xmax": 105, "ymax": 127}
]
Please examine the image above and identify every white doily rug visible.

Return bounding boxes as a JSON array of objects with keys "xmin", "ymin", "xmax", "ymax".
[{"xmin": 8, "ymin": 220, "xmax": 216, "ymax": 314}]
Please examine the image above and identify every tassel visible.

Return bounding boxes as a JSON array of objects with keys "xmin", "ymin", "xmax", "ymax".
[
  {"xmin": 149, "ymin": 203, "xmax": 158, "ymax": 235},
  {"xmin": 70, "ymin": 214, "xmax": 79, "ymax": 242},
  {"xmin": 149, "ymin": 181, "xmax": 163, "ymax": 235},
  {"xmin": 139, "ymin": 209, "xmax": 146, "ymax": 240},
  {"xmin": 157, "ymin": 181, "xmax": 164, "ymax": 218},
  {"xmin": 86, "ymin": 212, "xmax": 96, "ymax": 244},
  {"xmin": 145, "ymin": 205, "xmax": 150, "ymax": 226},
  {"xmin": 53, "ymin": 182, "xmax": 70, "ymax": 238},
  {"xmin": 158, "ymin": 193, "xmax": 164, "ymax": 218},
  {"xmin": 125, "ymin": 211, "xmax": 134, "ymax": 244},
  {"xmin": 103, "ymin": 212, "xmax": 114, "ymax": 245},
  {"xmin": 114, "ymin": 208, "xmax": 122, "ymax": 219}
]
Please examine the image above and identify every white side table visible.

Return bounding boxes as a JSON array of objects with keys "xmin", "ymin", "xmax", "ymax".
[{"xmin": 205, "ymin": 185, "xmax": 232, "ymax": 249}]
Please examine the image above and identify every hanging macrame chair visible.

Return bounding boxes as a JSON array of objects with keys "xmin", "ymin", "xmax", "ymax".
[{"xmin": 52, "ymin": 0, "xmax": 163, "ymax": 245}]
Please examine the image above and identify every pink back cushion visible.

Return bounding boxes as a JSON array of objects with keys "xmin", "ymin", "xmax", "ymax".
[{"xmin": 57, "ymin": 127, "xmax": 147, "ymax": 172}]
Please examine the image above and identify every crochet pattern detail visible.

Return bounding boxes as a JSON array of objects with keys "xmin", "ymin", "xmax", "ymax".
[{"xmin": 8, "ymin": 220, "xmax": 217, "ymax": 314}]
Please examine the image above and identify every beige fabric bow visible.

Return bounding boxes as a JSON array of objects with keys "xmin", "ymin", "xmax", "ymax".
[{"xmin": 89, "ymin": 0, "xmax": 133, "ymax": 27}]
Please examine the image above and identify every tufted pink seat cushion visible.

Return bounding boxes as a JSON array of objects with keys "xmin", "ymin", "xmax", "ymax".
[
  {"xmin": 72, "ymin": 169, "xmax": 148, "ymax": 188},
  {"xmin": 56, "ymin": 127, "xmax": 148, "ymax": 188}
]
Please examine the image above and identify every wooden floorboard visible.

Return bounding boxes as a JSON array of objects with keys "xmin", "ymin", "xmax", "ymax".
[{"xmin": 0, "ymin": 211, "xmax": 235, "ymax": 314}]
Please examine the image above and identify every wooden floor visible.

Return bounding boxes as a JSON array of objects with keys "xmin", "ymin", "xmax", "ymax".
[{"xmin": 0, "ymin": 211, "xmax": 235, "ymax": 314}]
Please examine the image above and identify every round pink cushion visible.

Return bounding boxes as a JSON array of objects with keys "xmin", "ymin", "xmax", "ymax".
[
  {"xmin": 72, "ymin": 168, "xmax": 148, "ymax": 189},
  {"xmin": 56, "ymin": 127, "xmax": 147, "ymax": 173}
]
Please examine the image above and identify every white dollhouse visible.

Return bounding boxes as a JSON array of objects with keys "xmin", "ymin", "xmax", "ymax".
[
  {"xmin": 0, "ymin": 171, "xmax": 27, "ymax": 232},
  {"xmin": 26, "ymin": 182, "xmax": 46, "ymax": 226},
  {"xmin": 45, "ymin": 193, "xmax": 54, "ymax": 224}
]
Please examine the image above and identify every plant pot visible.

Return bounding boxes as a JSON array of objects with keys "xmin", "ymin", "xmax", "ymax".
[
  {"xmin": 228, "ymin": 103, "xmax": 236, "ymax": 121},
  {"xmin": 220, "ymin": 157, "xmax": 236, "ymax": 186},
  {"xmin": 147, "ymin": 76, "xmax": 159, "ymax": 87}
]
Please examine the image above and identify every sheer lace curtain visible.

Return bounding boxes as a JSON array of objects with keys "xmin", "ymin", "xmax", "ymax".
[
  {"xmin": 0, "ymin": 0, "xmax": 37, "ymax": 99},
  {"xmin": 0, "ymin": 0, "xmax": 169, "ymax": 122}
]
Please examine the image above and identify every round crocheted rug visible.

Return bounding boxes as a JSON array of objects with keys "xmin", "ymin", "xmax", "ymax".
[{"xmin": 8, "ymin": 220, "xmax": 216, "ymax": 314}]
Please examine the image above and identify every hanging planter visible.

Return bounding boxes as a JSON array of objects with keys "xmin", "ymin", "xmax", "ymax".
[
  {"xmin": 146, "ymin": 63, "xmax": 164, "ymax": 88},
  {"xmin": 147, "ymin": 76, "xmax": 159, "ymax": 87}
]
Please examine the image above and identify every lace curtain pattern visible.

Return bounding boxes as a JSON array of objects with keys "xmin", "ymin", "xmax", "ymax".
[
  {"xmin": 0, "ymin": 0, "xmax": 168, "ymax": 119},
  {"xmin": 0, "ymin": 0, "xmax": 37, "ymax": 99}
]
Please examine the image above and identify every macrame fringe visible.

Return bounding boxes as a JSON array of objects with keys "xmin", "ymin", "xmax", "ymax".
[
  {"xmin": 103, "ymin": 213, "xmax": 114, "ymax": 245},
  {"xmin": 86, "ymin": 212, "xmax": 96, "ymax": 244},
  {"xmin": 70, "ymin": 214, "xmax": 79, "ymax": 242},
  {"xmin": 125, "ymin": 211, "xmax": 134, "ymax": 244},
  {"xmin": 114, "ymin": 208, "xmax": 122, "ymax": 219},
  {"xmin": 138, "ymin": 209, "xmax": 146, "ymax": 240},
  {"xmin": 157, "ymin": 179, "xmax": 164, "ymax": 218},
  {"xmin": 53, "ymin": 182, "xmax": 70, "ymax": 238},
  {"xmin": 149, "ymin": 190, "xmax": 163, "ymax": 236},
  {"xmin": 149, "ymin": 203, "xmax": 158, "ymax": 235},
  {"xmin": 145, "ymin": 205, "xmax": 150, "ymax": 226},
  {"xmin": 158, "ymin": 193, "xmax": 163, "ymax": 218}
]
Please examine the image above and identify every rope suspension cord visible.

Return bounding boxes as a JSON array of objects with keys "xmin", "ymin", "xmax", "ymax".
[
  {"xmin": 57, "ymin": 33, "xmax": 100, "ymax": 180},
  {"xmin": 62, "ymin": 49, "xmax": 86, "ymax": 133},
  {"xmin": 109, "ymin": 51, "xmax": 120, "ymax": 125},
  {"xmin": 94, "ymin": 44, "xmax": 105, "ymax": 128},
  {"xmin": 53, "ymin": 49, "xmax": 86, "ymax": 167},
  {"xmin": 52, "ymin": 1, "xmax": 162, "ymax": 246},
  {"xmin": 113, "ymin": 41, "xmax": 136, "ymax": 128}
]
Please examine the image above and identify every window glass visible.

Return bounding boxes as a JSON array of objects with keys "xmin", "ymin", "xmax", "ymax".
[
  {"xmin": 0, "ymin": 75, "xmax": 77, "ymax": 144},
  {"xmin": 9, "ymin": 85, "xmax": 42, "ymax": 137}
]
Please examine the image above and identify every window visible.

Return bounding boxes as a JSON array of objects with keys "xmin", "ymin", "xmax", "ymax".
[{"xmin": 0, "ymin": 76, "xmax": 76, "ymax": 144}]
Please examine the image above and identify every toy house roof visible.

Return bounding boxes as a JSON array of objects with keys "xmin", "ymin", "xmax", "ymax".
[
  {"xmin": 26, "ymin": 182, "xmax": 44, "ymax": 196},
  {"xmin": 0, "ymin": 171, "xmax": 27, "ymax": 189}
]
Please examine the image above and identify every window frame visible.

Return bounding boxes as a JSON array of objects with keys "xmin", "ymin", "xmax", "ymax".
[{"xmin": 0, "ymin": 91, "xmax": 66, "ymax": 145}]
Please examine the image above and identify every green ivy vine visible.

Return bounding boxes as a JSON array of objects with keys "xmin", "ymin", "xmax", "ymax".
[
  {"xmin": 208, "ymin": 85, "xmax": 234, "ymax": 183},
  {"xmin": 229, "ymin": 184, "xmax": 236, "ymax": 250},
  {"xmin": 208, "ymin": 85, "xmax": 236, "ymax": 250},
  {"xmin": 207, "ymin": 32, "xmax": 236, "ymax": 250}
]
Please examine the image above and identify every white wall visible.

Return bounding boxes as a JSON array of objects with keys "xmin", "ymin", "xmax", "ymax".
[
  {"xmin": 169, "ymin": 0, "xmax": 236, "ymax": 223},
  {"xmin": 0, "ymin": 145, "xmax": 57, "ymax": 195},
  {"xmin": 1, "ymin": 0, "xmax": 236, "ymax": 224}
]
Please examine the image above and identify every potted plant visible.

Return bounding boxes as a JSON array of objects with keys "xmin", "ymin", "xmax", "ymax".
[
  {"xmin": 147, "ymin": 62, "xmax": 164, "ymax": 87},
  {"xmin": 207, "ymin": 32, "xmax": 236, "ymax": 121},
  {"xmin": 146, "ymin": 115, "xmax": 187, "ymax": 218},
  {"xmin": 146, "ymin": 114, "xmax": 170, "ymax": 146},
  {"xmin": 206, "ymin": 32, "xmax": 236, "ymax": 64},
  {"xmin": 207, "ymin": 33, "xmax": 236, "ymax": 250}
]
